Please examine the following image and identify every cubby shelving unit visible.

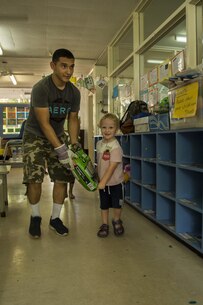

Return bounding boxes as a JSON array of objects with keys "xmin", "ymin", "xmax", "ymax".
[{"xmin": 94, "ymin": 129, "xmax": 203, "ymax": 255}]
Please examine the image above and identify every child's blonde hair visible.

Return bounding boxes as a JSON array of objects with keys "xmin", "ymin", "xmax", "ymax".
[{"xmin": 98, "ymin": 113, "xmax": 120, "ymax": 130}]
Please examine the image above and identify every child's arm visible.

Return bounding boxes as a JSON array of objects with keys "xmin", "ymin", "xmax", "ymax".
[{"xmin": 98, "ymin": 161, "xmax": 119, "ymax": 189}]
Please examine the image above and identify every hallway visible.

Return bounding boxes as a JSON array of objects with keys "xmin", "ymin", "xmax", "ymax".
[{"xmin": 0, "ymin": 168, "xmax": 203, "ymax": 305}]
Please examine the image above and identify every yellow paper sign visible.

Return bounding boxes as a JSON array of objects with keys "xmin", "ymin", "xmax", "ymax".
[
  {"xmin": 172, "ymin": 82, "xmax": 198, "ymax": 119},
  {"xmin": 70, "ymin": 76, "xmax": 77, "ymax": 84}
]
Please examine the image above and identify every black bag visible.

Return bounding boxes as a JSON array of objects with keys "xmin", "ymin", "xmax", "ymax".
[{"xmin": 120, "ymin": 100, "xmax": 149, "ymax": 134}]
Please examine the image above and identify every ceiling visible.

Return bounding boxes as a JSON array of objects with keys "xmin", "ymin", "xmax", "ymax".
[{"xmin": 0, "ymin": 0, "xmax": 139, "ymax": 96}]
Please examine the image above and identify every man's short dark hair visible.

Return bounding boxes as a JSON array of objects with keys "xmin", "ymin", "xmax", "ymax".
[{"xmin": 52, "ymin": 49, "xmax": 75, "ymax": 62}]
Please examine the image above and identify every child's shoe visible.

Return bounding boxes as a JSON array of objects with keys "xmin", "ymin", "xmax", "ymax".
[
  {"xmin": 97, "ymin": 224, "xmax": 109, "ymax": 237},
  {"xmin": 112, "ymin": 219, "xmax": 124, "ymax": 236}
]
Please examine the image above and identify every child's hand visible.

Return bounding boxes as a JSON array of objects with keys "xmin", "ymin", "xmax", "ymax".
[{"xmin": 98, "ymin": 182, "xmax": 105, "ymax": 190}]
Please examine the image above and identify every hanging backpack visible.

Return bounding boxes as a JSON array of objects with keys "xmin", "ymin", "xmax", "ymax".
[{"xmin": 120, "ymin": 100, "xmax": 149, "ymax": 134}]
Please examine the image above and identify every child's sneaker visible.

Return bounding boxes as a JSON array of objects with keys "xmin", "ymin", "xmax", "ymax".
[
  {"xmin": 49, "ymin": 218, "xmax": 69, "ymax": 236},
  {"xmin": 29, "ymin": 216, "xmax": 42, "ymax": 238}
]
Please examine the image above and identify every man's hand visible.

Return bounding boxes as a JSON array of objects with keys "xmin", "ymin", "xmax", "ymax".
[
  {"xmin": 54, "ymin": 144, "xmax": 70, "ymax": 169},
  {"xmin": 70, "ymin": 142, "xmax": 82, "ymax": 153},
  {"xmin": 67, "ymin": 143, "xmax": 81, "ymax": 168}
]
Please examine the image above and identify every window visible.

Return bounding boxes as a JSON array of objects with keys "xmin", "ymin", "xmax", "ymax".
[
  {"xmin": 112, "ymin": 23, "xmax": 133, "ymax": 71},
  {"xmin": 139, "ymin": 18, "xmax": 186, "ymax": 107},
  {"xmin": 140, "ymin": 18, "xmax": 186, "ymax": 75},
  {"xmin": 112, "ymin": 63, "xmax": 134, "ymax": 117},
  {"xmin": 140, "ymin": 0, "xmax": 185, "ymax": 41},
  {"xmin": 196, "ymin": 0, "xmax": 203, "ymax": 65}
]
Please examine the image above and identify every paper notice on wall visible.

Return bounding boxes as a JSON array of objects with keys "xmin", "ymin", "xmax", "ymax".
[
  {"xmin": 171, "ymin": 50, "xmax": 185, "ymax": 75},
  {"xmin": 172, "ymin": 81, "xmax": 198, "ymax": 118},
  {"xmin": 84, "ymin": 76, "xmax": 95, "ymax": 92},
  {"xmin": 140, "ymin": 73, "xmax": 148, "ymax": 91},
  {"xmin": 149, "ymin": 67, "xmax": 158, "ymax": 86}
]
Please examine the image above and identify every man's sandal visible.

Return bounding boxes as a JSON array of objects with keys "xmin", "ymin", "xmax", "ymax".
[
  {"xmin": 112, "ymin": 219, "xmax": 124, "ymax": 236},
  {"xmin": 97, "ymin": 224, "xmax": 109, "ymax": 238}
]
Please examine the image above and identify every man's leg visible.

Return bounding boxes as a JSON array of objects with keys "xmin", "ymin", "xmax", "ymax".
[
  {"xmin": 49, "ymin": 182, "xmax": 69, "ymax": 236},
  {"xmin": 27, "ymin": 183, "xmax": 42, "ymax": 239},
  {"xmin": 23, "ymin": 133, "xmax": 46, "ymax": 239},
  {"xmin": 27, "ymin": 183, "xmax": 42, "ymax": 204}
]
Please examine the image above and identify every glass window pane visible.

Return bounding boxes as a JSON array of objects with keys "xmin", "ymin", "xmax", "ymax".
[
  {"xmin": 140, "ymin": 18, "xmax": 186, "ymax": 75},
  {"xmin": 140, "ymin": 0, "xmax": 185, "ymax": 41},
  {"xmin": 112, "ymin": 63, "xmax": 134, "ymax": 118},
  {"xmin": 139, "ymin": 18, "xmax": 186, "ymax": 109},
  {"xmin": 112, "ymin": 23, "xmax": 133, "ymax": 71},
  {"xmin": 196, "ymin": 0, "xmax": 203, "ymax": 65}
]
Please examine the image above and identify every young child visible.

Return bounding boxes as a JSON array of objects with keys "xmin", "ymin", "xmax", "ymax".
[{"xmin": 96, "ymin": 113, "xmax": 124, "ymax": 237}]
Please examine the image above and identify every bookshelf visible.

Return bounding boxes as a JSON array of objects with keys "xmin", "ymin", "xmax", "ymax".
[{"xmin": 0, "ymin": 104, "xmax": 30, "ymax": 137}]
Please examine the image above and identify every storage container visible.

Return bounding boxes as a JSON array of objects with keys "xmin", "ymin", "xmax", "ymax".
[
  {"xmin": 134, "ymin": 116, "xmax": 149, "ymax": 132},
  {"xmin": 149, "ymin": 113, "xmax": 170, "ymax": 131}
]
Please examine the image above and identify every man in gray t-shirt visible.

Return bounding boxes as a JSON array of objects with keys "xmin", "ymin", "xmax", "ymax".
[{"xmin": 23, "ymin": 48, "xmax": 81, "ymax": 238}]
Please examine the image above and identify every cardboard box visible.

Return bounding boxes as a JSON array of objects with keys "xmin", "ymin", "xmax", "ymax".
[
  {"xmin": 149, "ymin": 113, "xmax": 170, "ymax": 131},
  {"xmin": 134, "ymin": 116, "xmax": 150, "ymax": 132}
]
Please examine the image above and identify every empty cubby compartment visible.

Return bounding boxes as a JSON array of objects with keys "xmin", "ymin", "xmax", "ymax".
[
  {"xmin": 142, "ymin": 161, "xmax": 156, "ymax": 190},
  {"xmin": 141, "ymin": 187, "xmax": 156, "ymax": 216},
  {"xmin": 176, "ymin": 131, "xmax": 203, "ymax": 167},
  {"xmin": 156, "ymin": 195, "xmax": 175, "ymax": 229},
  {"xmin": 157, "ymin": 132, "xmax": 176, "ymax": 163},
  {"xmin": 124, "ymin": 181, "xmax": 130, "ymax": 199},
  {"xmin": 131, "ymin": 159, "xmax": 141, "ymax": 182},
  {"xmin": 121, "ymin": 135, "xmax": 130, "ymax": 156},
  {"xmin": 157, "ymin": 164, "xmax": 176, "ymax": 198},
  {"xmin": 130, "ymin": 134, "xmax": 141, "ymax": 157},
  {"xmin": 176, "ymin": 204, "xmax": 202, "ymax": 250},
  {"xmin": 176, "ymin": 168, "xmax": 203, "ymax": 210},
  {"xmin": 130, "ymin": 182, "xmax": 141, "ymax": 207},
  {"xmin": 142, "ymin": 133, "xmax": 156, "ymax": 159}
]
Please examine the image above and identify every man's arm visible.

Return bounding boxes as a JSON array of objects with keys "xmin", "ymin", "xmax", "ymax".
[
  {"xmin": 34, "ymin": 107, "xmax": 62, "ymax": 148},
  {"xmin": 68, "ymin": 111, "xmax": 80, "ymax": 145}
]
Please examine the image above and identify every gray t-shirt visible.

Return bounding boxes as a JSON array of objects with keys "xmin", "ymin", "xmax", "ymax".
[{"xmin": 25, "ymin": 75, "xmax": 80, "ymax": 137}]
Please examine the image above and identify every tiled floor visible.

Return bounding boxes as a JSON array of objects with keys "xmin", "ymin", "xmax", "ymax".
[{"xmin": 0, "ymin": 168, "xmax": 203, "ymax": 305}]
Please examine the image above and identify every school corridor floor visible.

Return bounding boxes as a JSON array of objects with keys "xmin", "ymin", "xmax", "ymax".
[{"xmin": 0, "ymin": 167, "xmax": 203, "ymax": 305}]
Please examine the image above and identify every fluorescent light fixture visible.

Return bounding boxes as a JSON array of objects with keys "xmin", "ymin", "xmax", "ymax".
[
  {"xmin": 0, "ymin": 46, "xmax": 3, "ymax": 55},
  {"xmin": 175, "ymin": 35, "xmax": 187, "ymax": 43},
  {"xmin": 147, "ymin": 59, "xmax": 164, "ymax": 64},
  {"xmin": 9, "ymin": 74, "xmax": 17, "ymax": 85}
]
